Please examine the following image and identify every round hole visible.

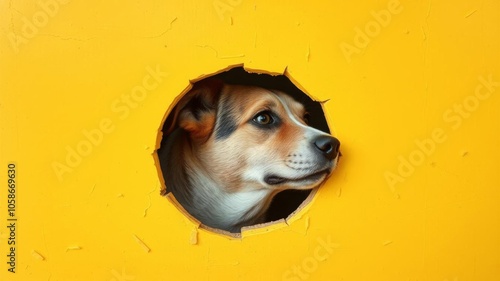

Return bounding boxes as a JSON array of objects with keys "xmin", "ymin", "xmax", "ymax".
[{"xmin": 157, "ymin": 66, "xmax": 334, "ymax": 235}]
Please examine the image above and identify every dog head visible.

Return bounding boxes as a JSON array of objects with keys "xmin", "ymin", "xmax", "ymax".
[{"xmin": 167, "ymin": 80, "xmax": 340, "ymax": 193}]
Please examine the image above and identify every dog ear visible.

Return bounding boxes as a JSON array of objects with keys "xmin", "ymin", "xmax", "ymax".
[{"xmin": 166, "ymin": 79, "xmax": 223, "ymax": 141}]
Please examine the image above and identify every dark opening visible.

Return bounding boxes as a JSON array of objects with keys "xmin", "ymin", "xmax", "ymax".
[{"xmin": 159, "ymin": 66, "xmax": 331, "ymax": 227}]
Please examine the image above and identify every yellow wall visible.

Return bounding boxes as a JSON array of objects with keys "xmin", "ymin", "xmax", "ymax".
[{"xmin": 1, "ymin": 0, "xmax": 499, "ymax": 280}]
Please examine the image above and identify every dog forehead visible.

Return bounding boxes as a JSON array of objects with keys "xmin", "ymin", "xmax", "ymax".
[
  {"xmin": 224, "ymin": 85, "xmax": 274, "ymax": 106},
  {"xmin": 214, "ymin": 85, "xmax": 305, "ymax": 140},
  {"xmin": 222, "ymin": 85, "xmax": 304, "ymax": 114},
  {"xmin": 273, "ymin": 91, "xmax": 305, "ymax": 115}
]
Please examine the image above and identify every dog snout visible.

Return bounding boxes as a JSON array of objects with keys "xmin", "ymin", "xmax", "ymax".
[{"xmin": 313, "ymin": 135, "xmax": 340, "ymax": 160}]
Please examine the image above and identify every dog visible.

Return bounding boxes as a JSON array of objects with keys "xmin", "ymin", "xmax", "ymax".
[{"xmin": 158, "ymin": 80, "xmax": 340, "ymax": 233}]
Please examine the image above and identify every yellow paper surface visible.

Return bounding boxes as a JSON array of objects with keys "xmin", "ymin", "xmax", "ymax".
[{"xmin": 1, "ymin": 0, "xmax": 499, "ymax": 280}]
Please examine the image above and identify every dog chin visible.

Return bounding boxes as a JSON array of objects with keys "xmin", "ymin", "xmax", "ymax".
[{"xmin": 263, "ymin": 169, "xmax": 331, "ymax": 189}]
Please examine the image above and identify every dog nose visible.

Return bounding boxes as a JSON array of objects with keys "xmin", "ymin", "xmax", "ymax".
[{"xmin": 314, "ymin": 136, "xmax": 340, "ymax": 160}]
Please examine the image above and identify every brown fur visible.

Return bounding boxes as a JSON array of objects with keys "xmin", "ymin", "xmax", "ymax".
[{"xmin": 159, "ymin": 81, "xmax": 340, "ymax": 232}]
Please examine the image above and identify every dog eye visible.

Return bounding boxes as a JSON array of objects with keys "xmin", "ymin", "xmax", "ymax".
[
  {"xmin": 252, "ymin": 111, "xmax": 274, "ymax": 125},
  {"xmin": 303, "ymin": 112, "xmax": 311, "ymax": 124}
]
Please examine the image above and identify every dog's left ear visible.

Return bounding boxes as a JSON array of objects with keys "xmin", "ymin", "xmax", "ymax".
[{"xmin": 166, "ymin": 79, "xmax": 223, "ymax": 141}]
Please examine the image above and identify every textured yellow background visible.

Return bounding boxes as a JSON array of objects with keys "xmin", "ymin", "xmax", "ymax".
[{"xmin": 1, "ymin": 0, "xmax": 499, "ymax": 280}]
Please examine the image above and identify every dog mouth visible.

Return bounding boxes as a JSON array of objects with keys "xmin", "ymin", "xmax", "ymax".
[{"xmin": 264, "ymin": 169, "xmax": 331, "ymax": 186}]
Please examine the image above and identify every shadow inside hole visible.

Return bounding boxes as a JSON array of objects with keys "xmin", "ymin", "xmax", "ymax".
[{"xmin": 160, "ymin": 66, "xmax": 331, "ymax": 226}]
